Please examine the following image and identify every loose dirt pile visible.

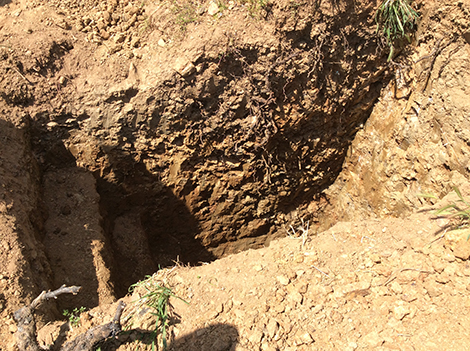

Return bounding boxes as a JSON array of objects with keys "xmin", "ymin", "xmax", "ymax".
[
  {"xmin": 117, "ymin": 204, "xmax": 470, "ymax": 351},
  {"xmin": 1, "ymin": 0, "xmax": 470, "ymax": 350}
]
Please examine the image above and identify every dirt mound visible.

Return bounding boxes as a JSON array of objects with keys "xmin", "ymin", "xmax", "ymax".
[{"xmin": 1, "ymin": 0, "xmax": 470, "ymax": 350}]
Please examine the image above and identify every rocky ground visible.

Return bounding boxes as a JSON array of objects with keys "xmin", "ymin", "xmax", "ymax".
[
  {"xmin": 1, "ymin": 0, "xmax": 470, "ymax": 350},
  {"xmin": 46, "ymin": 191, "xmax": 470, "ymax": 351}
]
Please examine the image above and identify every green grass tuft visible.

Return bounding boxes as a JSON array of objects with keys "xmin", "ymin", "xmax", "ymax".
[
  {"xmin": 128, "ymin": 275, "xmax": 188, "ymax": 351},
  {"xmin": 375, "ymin": 0, "xmax": 419, "ymax": 61},
  {"xmin": 419, "ymin": 187, "xmax": 470, "ymax": 240}
]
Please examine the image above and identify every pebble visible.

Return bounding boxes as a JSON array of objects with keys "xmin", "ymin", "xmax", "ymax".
[
  {"xmin": 207, "ymin": 1, "xmax": 219, "ymax": 16},
  {"xmin": 362, "ymin": 331, "xmax": 384, "ymax": 348},
  {"xmin": 266, "ymin": 319, "xmax": 278, "ymax": 339},
  {"xmin": 276, "ymin": 275, "xmax": 290, "ymax": 286},
  {"xmin": 390, "ymin": 281, "xmax": 403, "ymax": 294},
  {"xmin": 393, "ymin": 304, "xmax": 410, "ymax": 320}
]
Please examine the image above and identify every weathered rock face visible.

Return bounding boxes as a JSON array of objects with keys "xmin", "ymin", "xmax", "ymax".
[{"xmin": 324, "ymin": 1, "xmax": 470, "ymax": 225}]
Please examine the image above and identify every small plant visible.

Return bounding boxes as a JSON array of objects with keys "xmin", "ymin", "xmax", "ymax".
[
  {"xmin": 419, "ymin": 187, "xmax": 470, "ymax": 240},
  {"xmin": 63, "ymin": 306, "xmax": 86, "ymax": 327},
  {"xmin": 172, "ymin": 1, "xmax": 198, "ymax": 31},
  {"xmin": 240, "ymin": 0, "xmax": 270, "ymax": 18},
  {"xmin": 375, "ymin": 0, "xmax": 419, "ymax": 61},
  {"xmin": 127, "ymin": 275, "xmax": 188, "ymax": 351}
]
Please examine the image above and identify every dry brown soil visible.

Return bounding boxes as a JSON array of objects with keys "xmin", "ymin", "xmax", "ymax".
[{"xmin": 1, "ymin": 0, "xmax": 470, "ymax": 350}]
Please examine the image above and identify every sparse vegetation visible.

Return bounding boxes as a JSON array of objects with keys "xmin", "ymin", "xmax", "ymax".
[
  {"xmin": 127, "ymin": 275, "xmax": 188, "ymax": 351},
  {"xmin": 375, "ymin": 0, "xmax": 419, "ymax": 61},
  {"xmin": 62, "ymin": 306, "xmax": 86, "ymax": 328},
  {"xmin": 419, "ymin": 187, "xmax": 470, "ymax": 239},
  {"xmin": 172, "ymin": 1, "xmax": 198, "ymax": 31},
  {"xmin": 239, "ymin": 0, "xmax": 270, "ymax": 18}
]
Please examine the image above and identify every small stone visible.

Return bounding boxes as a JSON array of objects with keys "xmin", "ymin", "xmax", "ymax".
[
  {"xmin": 390, "ymin": 281, "xmax": 403, "ymax": 294},
  {"xmin": 431, "ymin": 257, "xmax": 446, "ymax": 273},
  {"xmin": 393, "ymin": 304, "xmax": 410, "ymax": 320},
  {"xmin": 300, "ymin": 331, "xmax": 313, "ymax": 344},
  {"xmin": 173, "ymin": 57, "xmax": 196, "ymax": 77},
  {"xmin": 444, "ymin": 229, "xmax": 470, "ymax": 260},
  {"xmin": 100, "ymin": 30, "xmax": 110, "ymax": 40},
  {"xmin": 103, "ymin": 11, "xmax": 111, "ymax": 23},
  {"xmin": 207, "ymin": 1, "xmax": 219, "ymax": 16},
  {"xmin": 113, "ymin": 33, "xmax": 126, "ymax": 43},
  {"xmin": 180, "ymin": 62, "xmax": 196, "ymax": 77},
  {"xmin": 253, "ymin": 264, "xmax": 263, "ymax": 272},
  {"xmin": 277, "ymin": 275, "xmax": 290, "ymax": 286},
  {"xmin": 370, "ymin": 253, "xmax": 381, "ymax": 263},
  {"xmin": 130, "ymin": 36, "xmax": 140, "ymax": 48},
  {"xmin": 47, "ymin": 122, "xmax": 58, "ymax": 128},
  {"xmin": 248, "ymin": 328, "xmax": 264, "ymax": 344},
  {"xmin": 287, "ymin": 291, "xmax": 303, "ymax": 304},
  {"xmin": 158, "ymin": 38, "xmax": 166, "ymax": 47},
  {"xmin": 347, "ymin": 341, "xmax": 358, "ymax": 350},
  {"xmin": 96, "ymin": 19, "xmax": 106, "ymax": 30},
  {"xmin": 108, "ymin": 43, "xmax": 122, "ymax": 54},
  {"xmin": 362, "ymin": 331, "xmax": 384, "ymax": 348},
  {"xmin": 266, "ymin": 319, "xmax": 278, "ymax": 339},
  {"xmin": 128, "ymin": 14, "xmax": 137, "ymax": 26}
]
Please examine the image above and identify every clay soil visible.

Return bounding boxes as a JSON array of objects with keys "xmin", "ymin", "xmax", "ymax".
[{"xmin": 1, "ymin": 0, "xmax": 470, "ymax": 350}]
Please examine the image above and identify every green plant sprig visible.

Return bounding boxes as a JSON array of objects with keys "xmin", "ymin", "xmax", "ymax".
[
  {"xmin": 63, "ymin": 306, "xmax": 86, "ymax": 327},
  {"xmin": 375, "ymin": 0, "xmax": 419, "ymax": 61},
  {"xmin": 419, "ymin": 187, "xmax": 470, "ymax": 240},
  {"xmin": 128, "ymin": 276, "xmax": 188, "ymax": 351}
]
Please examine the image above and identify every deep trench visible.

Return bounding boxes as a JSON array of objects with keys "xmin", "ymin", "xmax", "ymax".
[
  {"xmin": 31, "ymin": 27, "xmax": 389, "ymax": 306},
  {"xmin": 34, "ymin": 104, "xmax": 377, "ymax": 308},
  {"xmin": 32, "ymin": 79, "xmax": 387, "ymax": 309},
  {"xmin": 95, "ymin": 169, "xmax": 216, "ymax": 297}
]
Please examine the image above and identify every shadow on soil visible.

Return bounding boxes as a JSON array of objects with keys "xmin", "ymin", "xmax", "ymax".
[
  {"xmin": 32, "ymin": 117, "xmax": 215, "ymax": 305},
  {"xmin": 94, "ymin": 129, "xmax": 216, "ymax": 298},
  {"xmin": 98, "ymin": 323, "xmax": 239, "ymax": 351}
]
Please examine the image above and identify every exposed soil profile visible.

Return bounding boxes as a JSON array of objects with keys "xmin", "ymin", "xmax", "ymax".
[{"xmin": 2, "ymin": 0, "xmax": 470, "ymax": 350}]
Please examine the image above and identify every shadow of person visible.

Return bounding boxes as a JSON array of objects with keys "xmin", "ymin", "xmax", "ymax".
[
  {"xmin": 98, "ymin": 323, "xmax": 239, "ymax": 351},
  {"xmin": 166, "ymin": 323, "xmax": 239, "ymax": 351}
]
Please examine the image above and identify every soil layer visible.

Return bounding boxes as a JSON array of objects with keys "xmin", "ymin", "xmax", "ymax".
[{"xmin": 1, "ymin": 0, "xmax": 470, "ymax": 350}]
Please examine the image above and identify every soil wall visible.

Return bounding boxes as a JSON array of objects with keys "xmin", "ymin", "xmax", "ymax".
[{"xmin": 323, "ymin": 1, "xmax": 470, "ymax": 225}]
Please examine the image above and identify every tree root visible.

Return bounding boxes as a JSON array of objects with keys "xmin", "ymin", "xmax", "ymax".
[{"xmin": 13, "ymin": 285, "xmax": 125, "ymax": 351}]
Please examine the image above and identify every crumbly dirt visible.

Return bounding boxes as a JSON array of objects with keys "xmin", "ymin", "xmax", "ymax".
[{"xmin": 1, "ymin": 0, "xmax": 470, "ymax": 350}]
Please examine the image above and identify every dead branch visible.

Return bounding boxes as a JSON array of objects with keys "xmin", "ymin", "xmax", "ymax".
[
  {"xmin": 13, "ymin": 285, "xmax": 126, "ymax": 351},
  {"xmin": 62, "ymin": 301, "xmax": 125, "ymax": 351},
  {"xmin": 14, "ymin": 285, "xmax": 82, "ymax": 351}
]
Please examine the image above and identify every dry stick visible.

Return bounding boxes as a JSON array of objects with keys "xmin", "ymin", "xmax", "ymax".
[
  {"xmin": 312, "ymin": 265, "xmax": 331, "ymax": 278},
  {"xmin": 14, "ymin": 285, "xmax": 126, "ymax": 351},
  {"xmin": 14, "ymin": 285, "xmax": 82, "ymax": 351},
  {"xmin": 415, "ymin": 37, "xmax": 456, "ymax": 93},
  {"xmin": 381, "ymin": 268, "xmax": 433, "ymax": 287},
  {"xmin": 12, "ymin": 66, "xmax": 33, "ymax": 84},
  {"xmin": 62, "ymin": 301, "xmax": 126, "ymax": 351}
]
